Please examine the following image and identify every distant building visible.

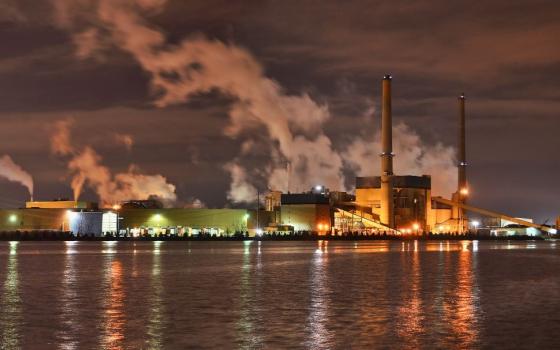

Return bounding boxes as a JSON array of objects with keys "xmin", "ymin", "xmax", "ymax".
[
  {"xmin": 120, "ymin": 208, "xmax": 249, "ymax": 236},
  {"xmin": 26, "ymin": 200, "xmax": 97, "ymax": 210},
  {"xmin": 491, "ymin": 225, "xmax": 540, "ymax": 237}
]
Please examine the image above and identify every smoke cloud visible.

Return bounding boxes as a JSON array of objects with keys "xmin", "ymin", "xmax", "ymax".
[
  {"xmin": 114, "ymin": 133, "xmax": 134, "ymax": 151},
  {"xmin": 0, "ymin": 155, "xmax": 34, "ymax": 199},
  {"xmin": 50, "ymin": 119, "xmax": 177, "ymax": 206},
  {"xmin": 343, "ymin": 122, "xmax": 457, "ymax": 196},
  {"xmin": 224, "ymin": 162, "xmax": 258, "ymax": 203},
  {"xmin": 52, "ymin": 0, "xmax": 345, "ymax": 202},
  {"xmin": 53, "ymin": 0, "xmax": 457, "ymax": 201}
]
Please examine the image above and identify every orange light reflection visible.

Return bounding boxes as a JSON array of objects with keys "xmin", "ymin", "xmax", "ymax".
[
  {"xmin": 102, "ymin": 261, "xmax": 125, "ymax": 350},
  {"xmin": 396, "ymin": 247, "xmax": 423, "ymax": 347}
]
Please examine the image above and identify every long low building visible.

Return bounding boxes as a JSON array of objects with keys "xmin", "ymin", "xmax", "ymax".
[
  {"xmin": 0, "ymin": 201, "xmax": 253, "ymax": 237},
  {"xmin": 0, "ymin": 208, "xmax": 115, "ymax": 236},
  {"xmin": 120, "ymin": 208, "xmax": 250, "ymax": 236}
]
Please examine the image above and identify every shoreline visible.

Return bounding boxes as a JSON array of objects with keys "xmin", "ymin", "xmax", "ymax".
[{"xmin": 0, "ymin": 234, "xmax": 549, "ymax": 242}]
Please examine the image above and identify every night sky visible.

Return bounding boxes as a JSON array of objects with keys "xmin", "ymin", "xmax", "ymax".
[{"xmin": 0, "ymin": 0, "xmax": 558, "ymax": 222}]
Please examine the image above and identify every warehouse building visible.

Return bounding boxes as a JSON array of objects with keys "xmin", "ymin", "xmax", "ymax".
[{"xmin": 119, "ymin": 208, "xmax": 250, "ymax": 237}]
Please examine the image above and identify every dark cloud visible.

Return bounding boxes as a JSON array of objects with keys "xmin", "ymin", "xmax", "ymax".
[{"xmin": 0, "ymin": 0, "xmax": 558, "ymax": 220}]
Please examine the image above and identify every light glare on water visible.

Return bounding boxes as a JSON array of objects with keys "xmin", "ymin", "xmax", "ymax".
[{"xmin": 0, "ymin": 240, "xmax": 559, "ymax": 349}]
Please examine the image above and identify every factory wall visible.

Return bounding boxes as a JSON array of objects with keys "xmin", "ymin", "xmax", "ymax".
[
  {"xmin": 280, "ymin": 204, "xmax": 331, "ymax": 233},
  {"xmin": 69, "ymin": 212, "xmax": 104, "ymax": 236},
  {"xmin": 120, "ymin": 208, "xmax": 249, "ymax": 236},
  {"xmin": 0, "ymin": 209, "xmax": 67, "ymax": 231},
  {"xmin": 354, "ymin": 188, "xmax": 382, "ymax": 217},
  {"xmin": 427, "ymin": 208, "xmax": 454, "ymax": 232},
  {"xmin": 0, "ymin": 209, "xmax": 113, "ymax": 236},
  {"xmin": 355, "ymin": 176, "xmax": 433, "ymax": 231}
]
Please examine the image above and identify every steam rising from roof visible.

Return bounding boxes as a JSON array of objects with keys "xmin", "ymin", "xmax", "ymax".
[
  {"xmin": 0, "ymin": 155, "xmax": 34, "ymax": 199},
  {"xmin": 50, "ymin": 118, "xmax": 177, "ymax": 206}
]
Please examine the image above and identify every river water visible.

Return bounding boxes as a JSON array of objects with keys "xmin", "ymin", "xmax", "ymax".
[{"xmin": 0, "ymin": 240, "xmax": 559, "ymax": 349}]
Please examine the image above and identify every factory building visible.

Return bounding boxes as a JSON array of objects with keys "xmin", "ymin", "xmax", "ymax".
[
  {"xmin": 120, "ymin": 208, "xmax": 250, "ymax": 236},
  {"xmin": 278, "ymin": 192, "xmax": 331, "ymax": 233},
  {"xmin": 345, "ymin": 75, "xmax": 454, "ymax": 233},
  {"xmin": 1, "ymin": 76, "xmax": 556, "ymax": 238},
  {"xmin": 0, "ymin": 203, "xmax": 112, "ymax": 236},
  {"xmin": 0, "ymin": 203, "xmax": 251, "ymax": 237},
  {"xmin": 355, "ymin": 175, "xmax": 431, "ymax": 231},
  {"xmin": 337, "ymin": 75, "xmax": 554, "ymax": 236},
  {"xmin": 26, "ymin": 200, "xmax": 97, "ymax": 210}
]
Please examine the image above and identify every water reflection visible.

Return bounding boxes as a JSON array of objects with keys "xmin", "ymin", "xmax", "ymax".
[
  {"xmin": 236, "ymin": 241, "xmax": 262, "ymax": 348},
  {"xmin": 146, "ymin": 241, "xmax": 164, "ymax": 349},
  {"xmin": 102, "ymin": 241, "xmax": 118, "ymax": 254},
  {"xmin": 452, "ymin": 243, "xmax": 480, "ymax": 347},
  {"xmin": 440, "ymin": 241, "xmax": 480, "ymax": 348},
  {"xmin": 101, "ymin": 258, "xmax": 125, "ymax": 349},
  {"xmin": 1, "ymin": 242, "xmax": 21, "ymax": 348},
  {"xmin": 57, "ymin": 242, "xmax": 80, "ymax": 349},
  {"xmin": 397, "ymin": 241, "xmax": 424, "ymax": 348},
  {"xmin": 306, "ymin": 240, "xmax": 332, "ymax": 348}
]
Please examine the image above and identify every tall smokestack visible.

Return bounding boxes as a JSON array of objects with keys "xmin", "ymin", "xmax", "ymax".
[
  {"xmin": 458, "ymin": 93, "xmax": 467, "ymax": 192},
  {"xmin": 380, "ymin": 75, "xmax": 394, "ymax": 228},
  {"xmin": 457, "ymin": 93, "xmax": 467, "ymax": 232}
]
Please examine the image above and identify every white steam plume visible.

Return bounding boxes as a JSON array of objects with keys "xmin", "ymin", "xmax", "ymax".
[
  {"xmin": 224, "ymin": 161, "xmax": 258, "ymax": 203},
  {"xmin": 50, "ymin": 119, "xmax": 177, "ymax": 206},
  {"xmin": 343, "ymin": 122, "xmax": 457, "ymax": 196},
  {"xmin": 54, "ymin": 0, "xmax": 457, "ymax": 200},
  {"xmin": 0, "ymin": 155, "xmax": 34, "ymax": 199},
  {"xmin": 52, "ymin": 0, "xmax": 344, "ymax": 202}
]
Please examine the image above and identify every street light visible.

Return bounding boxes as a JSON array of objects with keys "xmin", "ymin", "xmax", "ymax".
[{"xmin": 472, "ymin": 220, "xmax": 480, "ymax": 231}]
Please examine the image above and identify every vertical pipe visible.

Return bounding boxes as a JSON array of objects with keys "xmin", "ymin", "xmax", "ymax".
[{"xmin": 380, "ymin": 75, "xmax": 394, "ymax": 228}]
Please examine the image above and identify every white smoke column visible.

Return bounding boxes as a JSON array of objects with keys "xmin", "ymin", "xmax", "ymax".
[
  {"xmin": 50, "ymin": 119, "xmax": 177, "ymax": 206},
  {"xmin": 0, "ymin": 155, "xmax": 34, "ymax": 199},
  {"xmin": 53, "ymin": 0, "xmax": 457, "ymax": 201},
  {"xmin": 224, "ymin": 162, "xmax": 258, "ymax": 203},
  {"xmin": 343, "ymin": 122, "xmax": 457, "ymax": 196},
  {"xmin": 53, "ymin": 0, "xmax": 345, "ymax": 202}
]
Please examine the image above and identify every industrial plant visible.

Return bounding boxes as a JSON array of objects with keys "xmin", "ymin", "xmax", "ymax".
[{"xmin": 0, "ymin": 76, "xmax": 557, "ymax": 238}]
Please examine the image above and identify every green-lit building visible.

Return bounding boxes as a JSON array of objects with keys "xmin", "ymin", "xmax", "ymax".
[
  {"xmin": 0, "ymin": 195, "xmax": 332, "ymax": 237},
  {"xmin": 120, "ymin": 208, "xmax": 250, "ymax": 236}
]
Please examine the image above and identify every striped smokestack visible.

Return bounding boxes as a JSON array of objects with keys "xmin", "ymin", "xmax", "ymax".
[{"xmin": 380, "ymin": 74, "xmax": 394, "ymax": 228}]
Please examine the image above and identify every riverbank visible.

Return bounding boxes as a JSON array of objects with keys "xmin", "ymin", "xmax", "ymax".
[{"xmin": 0, "ymin": 231, "xmax": 548, "ymax": 241}]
